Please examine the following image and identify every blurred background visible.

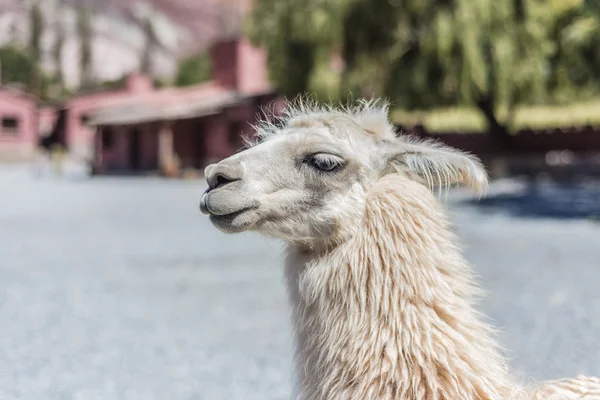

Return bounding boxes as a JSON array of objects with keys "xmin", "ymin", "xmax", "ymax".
[{"xmin": 0, "ymin": 0, "xmax": 599, "ymax": 399}]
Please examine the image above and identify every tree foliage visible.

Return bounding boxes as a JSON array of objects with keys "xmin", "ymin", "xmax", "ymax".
[
  {"xmin": 0, "ymin": 45, "xmax": 50, "ymax": 101},
  {"xmin": 175, "ymin": 52, "xmax": 210, "ymax": 87},
  {"xmin": 0, "ymin": 46, "xmax": 36, "ymax": 87},
  {"xmin": 547, "ymin": 0, "xmax": 600, "ymax": 102},
  {"xmin": 247, "ymin": 0, "xmax": 600, "ymax": 140}
]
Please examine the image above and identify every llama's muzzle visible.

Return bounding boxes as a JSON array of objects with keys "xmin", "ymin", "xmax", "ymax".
[{"xmin": 199, "ymin": 190, "xmax": 211, "ymax": 215}]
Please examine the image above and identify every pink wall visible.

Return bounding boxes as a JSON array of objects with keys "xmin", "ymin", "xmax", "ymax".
[
  {"xmin": 210, "ymin": 39, "xmax": 239, "ymax": 90},
  {"xmin": 0, "ymin": 89, "xmax": 38, "ymax": 157},
  {"xmin": 210, "ymin": 37, "xmax": 271, "ymax": 95},
  {"xmin": 125, "ymin": 73, "xmax": 154, "ymax": 93},
  {"xmin": 236, "ymin": 38, "xmax": 270, "ymax": 95}
]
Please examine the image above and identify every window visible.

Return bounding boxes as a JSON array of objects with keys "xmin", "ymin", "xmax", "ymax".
[{"xmin": 2, "ymin": 117, "xmax": 20, "ymax": 135}]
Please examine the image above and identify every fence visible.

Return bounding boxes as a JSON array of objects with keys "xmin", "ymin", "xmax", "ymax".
[{"xmin": 397, "ymin": 124, "xmax": 600, "ymax": 179}]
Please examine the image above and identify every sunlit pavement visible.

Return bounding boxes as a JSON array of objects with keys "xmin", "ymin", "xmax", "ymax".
[{"xmin": 1, "ymin": 167, "xmax": 598, "ymax": 399}]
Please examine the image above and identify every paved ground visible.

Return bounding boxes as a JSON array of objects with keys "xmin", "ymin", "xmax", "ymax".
[{"xmin": 0, "ymin": 165, "xmax": 598, "ymax": 400}]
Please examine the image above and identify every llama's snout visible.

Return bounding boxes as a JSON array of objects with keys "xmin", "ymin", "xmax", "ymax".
[
  {"xmin": 204, "ymin": 160, "xmax": 243, "ymax": 191},
  {"xmin": 199, "ymin": 157, "xmax": 258, "ymax": 222}
]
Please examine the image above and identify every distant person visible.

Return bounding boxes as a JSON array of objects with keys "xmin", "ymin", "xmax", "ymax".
[{"xmin": 36, "ymin": 127, "xmax": 65, "ymax": 178}]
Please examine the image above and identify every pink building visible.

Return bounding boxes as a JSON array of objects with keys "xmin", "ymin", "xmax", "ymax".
[
  {"xmin": 87, "ymin": 37, "xmax": 282, "ymax": 175},
  {"xmin": 0, "ymin": 87, "xmax": 39, "ymax": 162},
  {"xmin": 46, "ymin": 73, "xmax": 157, "ymax": 161}
]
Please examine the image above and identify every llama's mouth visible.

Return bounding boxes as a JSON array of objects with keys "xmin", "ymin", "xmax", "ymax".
[
  {"xmin": 200, "ymin": 190, "xmax": 259, "ymax": 232},
  {"xmin": 199, "ymin": 191, "xmax": 214, "ymax": 215},
  {"xmin": 199, "ymin": 190, "xmax": 253, "ymax": 217},
  {"xmin": 207, "ymin": 206, "xmax": 259, "ymax": 233},
  {"xmin": 207, "ymin": 206, "xmax": 252, "ymax": 219}
]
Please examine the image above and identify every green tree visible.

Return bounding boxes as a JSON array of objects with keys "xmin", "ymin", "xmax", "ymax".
[
  {"xmin": 246, "ymin": 0, "xmax": 321, "ymax": 98},
  {"xmin": 0, "ymin": 45, "xmax": 50, "ymax": 101},
  {"xmin": 547, "ymin": 0, "xmax": 600, "ymax": 102},
  {"xmin": 175, "ymin": 52, "xmax": 211, "ymax": 87},
  {"xmin": 248, "ymin": 0, "xmax": 600, "ymax": 146},
  {"xmin": 0, "ymin": 46, "xmax": 36, "ymax": 86}
]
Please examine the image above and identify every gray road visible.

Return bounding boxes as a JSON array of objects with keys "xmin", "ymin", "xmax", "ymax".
[{"xmin": 0, "ymin": 167, "xmax": 598, "ymax": 399}]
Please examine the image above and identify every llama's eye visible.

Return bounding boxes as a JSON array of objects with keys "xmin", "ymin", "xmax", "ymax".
[{"xmin": 306, "ymin": 153, "xmax": 344, "ymax": 172}]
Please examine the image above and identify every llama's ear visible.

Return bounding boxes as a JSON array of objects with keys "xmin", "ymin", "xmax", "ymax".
[{"xmin": 385, "ymin": 137, "xmax": 489, "ymax": 196}]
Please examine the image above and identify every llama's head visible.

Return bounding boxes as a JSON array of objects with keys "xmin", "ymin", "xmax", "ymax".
[{"xmin": 199, "ymin": 99, "xmax": 488, "ymax": 248}]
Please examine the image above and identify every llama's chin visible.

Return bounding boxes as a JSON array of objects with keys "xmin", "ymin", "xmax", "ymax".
[{"xmin": 208, "ymin": 208, "xmax": 258, "ymax": 233}]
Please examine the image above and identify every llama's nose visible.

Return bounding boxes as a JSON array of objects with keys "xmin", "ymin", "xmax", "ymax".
[{"xmin": 204, "ymin": 161, "xmax": 243, "ymax": 191}]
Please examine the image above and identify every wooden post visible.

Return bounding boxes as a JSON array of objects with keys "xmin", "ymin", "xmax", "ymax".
[{"xmin": 158, "ymin": 121, "xmax": 178, "ymax": 177}]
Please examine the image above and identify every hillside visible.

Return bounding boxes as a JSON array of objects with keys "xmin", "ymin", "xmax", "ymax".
[
  {"xmin": 0, "ymin": 0, "xmax": 251, "ymax": 89},
  {"xmin": 55, "ymin": 0, "xmax": 252, "ymax": 54}
]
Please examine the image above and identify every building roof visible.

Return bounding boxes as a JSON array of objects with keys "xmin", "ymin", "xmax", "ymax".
[{"xmin": 87, "ymin": 82, "xmax": 272, "ymax": 126}]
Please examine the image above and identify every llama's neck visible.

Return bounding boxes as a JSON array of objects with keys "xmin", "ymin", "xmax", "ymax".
[{"xmin": 284, "ymin": 175, "xmax": 514, "ymax": 400}]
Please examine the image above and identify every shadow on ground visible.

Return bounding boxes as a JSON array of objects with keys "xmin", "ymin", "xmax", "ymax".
[{"xmin": 463, "ymin": 179, "xmax": 600, "ymax": 220}]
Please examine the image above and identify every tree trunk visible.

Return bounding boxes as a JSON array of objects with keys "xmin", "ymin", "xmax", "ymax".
[
  {"xmin": 475, "ymin": 95, "xmax": 512, "ymax": 151},
  {"xmin": 476, "ymin": 95, "xmax": 513, "ymax": 179}
]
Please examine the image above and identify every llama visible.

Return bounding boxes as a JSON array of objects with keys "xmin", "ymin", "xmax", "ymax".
[{"xmin": 198, "ymin": 99, "xmax": 600, "ymax": 400}]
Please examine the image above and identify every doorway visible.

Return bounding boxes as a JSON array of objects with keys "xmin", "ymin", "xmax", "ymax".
[{"xmin": 129, "ymin": 127, "xmax": 141, "ymax": 170}]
